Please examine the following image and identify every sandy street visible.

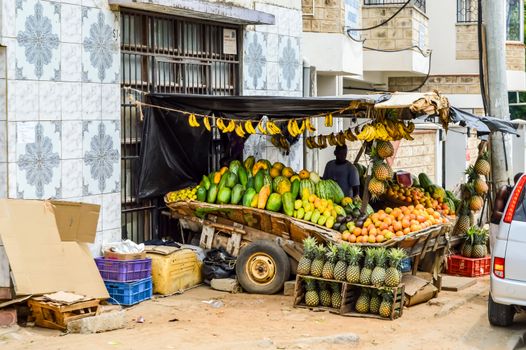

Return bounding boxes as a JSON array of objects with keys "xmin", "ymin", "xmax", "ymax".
[{"xmin": 1, "ymin": 277, "xmax": 524, "ymax": 350}]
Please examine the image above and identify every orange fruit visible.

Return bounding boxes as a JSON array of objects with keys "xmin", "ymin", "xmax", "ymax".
[
  {"xmin": 353, "ymin": 227, "xmax": 362, "ymax": 236},
  {"xmin": 349, "ymin": 234, "xmax": 357, "ymax": 243},
  {"xmin": 368, "ymin": 235, "xmax": 376, "ymax": 243},
  {"xmin": 403, "ymin": 227, "xmax": 411, "ymax": 235},
  {"xmin": 393, "ymin": 221, "xmax": 403, "ymax": 232},
  {"xmin": 396, "ymin": 231, "xmax": 404, "ymax": 237},
  {"xmin": 362, "ymin": 234, "xmax": 369, "ymax": 242},
  {"xmin": 376, "ymin": 235, "xmax": 385, "ymax": 243},
  {"xmin": 342, "ymin": 231, "xmax": 350, "ymax": 241}
]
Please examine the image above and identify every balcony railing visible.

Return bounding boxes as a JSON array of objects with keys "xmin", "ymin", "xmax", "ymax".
[
  {"xmin": 364, "ymin": 0, "xmax": 426, "ymax": 13},
  {"xmin": 457, "ymin": 0, "xmax": 478, "ymax": 23}
]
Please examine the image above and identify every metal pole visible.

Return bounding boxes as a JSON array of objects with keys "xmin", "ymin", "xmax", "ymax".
[{"xmin": 482, "ymin": 0, "xmax": 512, "ymax": 187}]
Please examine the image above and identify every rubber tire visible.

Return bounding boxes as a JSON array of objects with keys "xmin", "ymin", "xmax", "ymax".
[
  {"xmin": 236, "ymin": 240, "xmax": 290, "ymax": 295},
  {"xmin": 488, "ymin": 293, "xmax": 515, "ymax": 327}
]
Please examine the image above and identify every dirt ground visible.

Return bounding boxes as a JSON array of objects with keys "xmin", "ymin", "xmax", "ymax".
[{"xmin": 1, "ymin": 277, "xmax": 525, "ymax": 350}]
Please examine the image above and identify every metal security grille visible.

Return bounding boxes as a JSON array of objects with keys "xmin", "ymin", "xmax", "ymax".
[
  {"xmin": 457, "ymin": 0, "xmax": 478, "ymax": 23},
  {"xmin": 363, "ymin": 0, "xmax": 426, "ymax": 13},
  {"xmin": 120, "ymin": 10, "xmax": 241, "ymax": 243}
]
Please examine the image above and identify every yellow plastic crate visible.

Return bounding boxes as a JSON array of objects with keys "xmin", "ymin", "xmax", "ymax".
[{"xmin": 146, "ymin": 248, "xmax": 202, "ymax": 295}]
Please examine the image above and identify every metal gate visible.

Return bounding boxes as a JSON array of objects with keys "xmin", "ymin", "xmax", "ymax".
[{"xmin": 120, "ymin": 10, "xmax": 241, "ymax": 243}]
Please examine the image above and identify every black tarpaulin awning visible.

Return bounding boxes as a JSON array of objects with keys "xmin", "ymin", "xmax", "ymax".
[{"xmin": 450, "ymin": 107, "xmax": 518, "ymax": 135}]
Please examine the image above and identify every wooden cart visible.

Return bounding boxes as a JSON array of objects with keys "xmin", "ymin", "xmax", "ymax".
[{"xmin": 166, "ymin": 200, "xmax": 456, "ymax": 294}]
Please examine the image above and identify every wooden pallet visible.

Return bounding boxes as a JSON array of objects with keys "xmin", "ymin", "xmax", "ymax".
[
  {"xmin": 293, "ymin": 275, "xmax": 405, "ymax": 320},
  {"xmin": 28, "ymin": 298, "xmax": 101, "ymax": 330}
]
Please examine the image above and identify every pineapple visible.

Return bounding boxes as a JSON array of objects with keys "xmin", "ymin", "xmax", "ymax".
[
  {"xmin": 355, "ymin": 288, "xmax": 371, "ymax": 314},
  {"xmin": 456, "ymin": 214, "xmax": 471, "ymax": 235},
  {"xmin": 334, "ymin": 243, "xmax": 349, "ymax": 281},
  {"xmin": 474, "ymin": 152, "xmax": 491, "ymax": 177},
  {"xmin": 331, "ymin": 283, "xmax": 342, "ymax": 309},
  {"xmin": 319, "ymin": 281, "xmax": 332, "ymax": 307},
  {"xmin": 469, "ymin": 195, "xmax": 483, "ymax": 212},
  {"xmin": 385, "ymin": 248, "xmax": 407, "ymax": 287},
  {"xmin": 472, "ymin": 228, "xmax": 488, "ymax": 258},
  {"xmin": 474, "ymin": 178, "xmax": 488, "ymax": 195},
  {"xmin": 297, "ymin": 237, "xmax": 317, "ymax": 275},
  {"xmin": 372, "ymin": 162, "xmax": 391, "ymax": 181},
  {"xmin": 304, "ymin": 278, "xmax": 319, "ymax": 307},
  {"xmin": 371, "ymin": 247, "xmax": 387, "ymax": 286},
  {"xmin": 379, "ymin": 292, "xmax": 394, "ymax": 318},
  {"xmin": 377, "ymin": 141, "xmax": 394, "ymax": 159},
  {"xmin": 360, "ymin": 248, "xmax": 376, "ymax": 285},
  {"xmin": 346, "ymin": 245, "xmax": 363, "ymax": 283},
  {"xmin": 368, "ymin": 178, "xmax": 386, "ymax": 198},
  {"xmin": 369, "ymin": 290, "xmax": 381, "ymax": 314},
  {"xmin": 310, "ymin": 244, "xmax": 326, "ymax": 277},
  {"xmin": 322, "ymin": 243, "xmax": 338, "ymax": 279},
  {"xmin": 462, "ymin": 226, "xmax": 476, "ymax": 258}
]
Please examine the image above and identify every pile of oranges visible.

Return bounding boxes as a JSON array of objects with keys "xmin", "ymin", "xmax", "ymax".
[{"xmin": 342, "ymin": 204, "xmax": 449, "ymax": 244}]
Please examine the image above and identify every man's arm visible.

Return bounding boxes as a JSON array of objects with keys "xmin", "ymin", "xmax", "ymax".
[{"xmin": 491, "ymin": 185, "xmax": 510, "ymax": 223}]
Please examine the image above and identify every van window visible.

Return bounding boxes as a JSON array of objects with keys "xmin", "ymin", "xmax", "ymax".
[{"xmin": 512, "ymin": 188, "xmax": 526, "ymax": 222}]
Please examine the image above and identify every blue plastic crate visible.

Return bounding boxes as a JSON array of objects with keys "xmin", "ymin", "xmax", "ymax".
[
  {"xmin": 401, "ymin": 257, "xmax": 412, "ymax": 273},
  {"xmin": 104, "ymin": 277, "xmax": 152, "ymax": 306}
]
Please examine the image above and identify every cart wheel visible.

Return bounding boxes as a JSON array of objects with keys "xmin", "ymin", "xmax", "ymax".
[{"xmin": 236, "ymin": 240, "xmax": 290, "ymax": 295}]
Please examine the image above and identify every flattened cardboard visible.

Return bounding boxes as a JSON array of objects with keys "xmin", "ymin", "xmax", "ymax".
[
  {"xmin": 402, "ymin": 275, "xmax": 438, "ymax": 307},
  {"xmin": 0, "ymin": 199, "xmax": 109, "ymax": 299},
  {"xmin": 50, "ymin": 200, "xmax": 99, "ymax": 243}
]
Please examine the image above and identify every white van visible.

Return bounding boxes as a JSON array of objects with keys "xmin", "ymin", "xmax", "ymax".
[{"xmin": 489, "ymin": 175, "xmax": 526, "ymax": 326}]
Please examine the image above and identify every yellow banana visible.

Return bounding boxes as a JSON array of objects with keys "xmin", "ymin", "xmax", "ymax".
[
  {"xmin": 235, "ymin": 123, "xmax": 246, "ymax": 138},
  {"xmin": 203, "ymin": 116, "xmax": 211, "ymax": 131},
  {"xmin": 244, "ymin": 121, "xmax": 256, "ymax": 134},
  {"xmin": 305, "ymin": 118, "xmax": 316, "ymax": 132},
  {"xmin": 257, "ymin": 120, "xmax": 267, "ymax": 134},
  {"xmin": 298, "ymin": 120, "xmax": 305, "ymax": 134},
  {"xmin": 188, "ymin": 114, "xmax": 198, "ymax": 127},
  {"xmin": 267, "ymin": 121, "xmax": 281, "ymax": 135},
  {"xmin": 226, "ymin": 120, "xmax": 236, "ymax": 133},
  {"xmin": 287, "ymin": 120, "xmax": 296, "ymax": 137},
  {"xmin": 217, "ymin": 118, "xmax": 226, "ymax": 131}
]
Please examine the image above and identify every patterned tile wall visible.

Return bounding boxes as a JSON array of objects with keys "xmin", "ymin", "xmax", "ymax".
[{"xmin": 0, "ymin": 0, "xmax": 121, "ymax": 256}]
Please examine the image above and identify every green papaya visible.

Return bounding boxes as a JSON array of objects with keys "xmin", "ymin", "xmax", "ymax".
[
  {"xmin": 244, "ymin": 156, "xmax": 255, "ymax": 173},
  {"xmin": 196, "ymin": 187, "xmax": 207, "ymax": 202},
  {"xmin": 225, "ymin": 171, "xmax": 238, "ymax": 188},
  {"xmin": 231, "ymin": 184, "xmax": 244, "ymax": 205},
  {"xmin": 291, "ymin": 179, "xmax": 300, "ymax": 200},
  {"xmin": 217, "ymin": 187, "xmax": 231, "ymax": 204},
  {"xmin": 207, "ymin": 184, "xmax": 218, "ymax": 203},
  {"xmin": 254, "ymin": 170, "xmax": 264, "ymax": 192},
  {"xmin": 242, "ymin": 188, "xmax": 257, "ymax": 207},
  {"xmin": 201, "ymin": 175, "xmax": 211, "ymax": 190},
  {"xmin": 247, "ymin": 176, "xmax": 255, "ymax": 190},
  {"xmin": 282, "ymin": 192, "xmax": 294, "ymax": 216},
  {"xmin": 218, "ymin": 171, "xmax": 229, "ymax": 189},
  {"xmin": 238, "ymin": 167, "xmax": 248, "ymax": 187},
  {"xmin": 263, "ymin": 174, "xmax": 273, "ymax": 189},
  {"xmin": 229, "ymin": 160, "xmax": 242, "ymax": 175},
  {"xmin": 266, "ymin": 193, "xmax": 282, "ymax": 212}
]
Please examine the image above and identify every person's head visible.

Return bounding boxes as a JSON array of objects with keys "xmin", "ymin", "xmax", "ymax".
[
  {"xmin": 334, "ymin": 145, "xmax": 348, "ymax": 163},
  {"xmin": 514, "ymin": 172, "xmax": 523, "ymax": 184}
]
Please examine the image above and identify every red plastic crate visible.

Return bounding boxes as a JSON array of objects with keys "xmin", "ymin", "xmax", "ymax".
[{"xmin": 447, "ymin": 255, "xmax": 491, "ymax": 277}]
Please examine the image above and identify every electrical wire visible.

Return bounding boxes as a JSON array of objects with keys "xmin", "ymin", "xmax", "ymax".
[
  {"xmin": 477, "ymin": 0, "xmax": 488, "ymax": 114},
  {"xmin": 345, "ymin": 0, "xmax": 411, "ymax": 31}
]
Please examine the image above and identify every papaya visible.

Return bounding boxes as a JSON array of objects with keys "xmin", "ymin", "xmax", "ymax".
[
  {"xmin": 250, "ymin": 193, "xmax": 258, "ymax": 207},
  {"xmin": 213, "ymin": 172, "xmax": 222, "ymax": 185},
  {"xmin": 244, "ymin": 156, "xmax": 255, "ymax": 172},
  {"xmin": 196, "ymin": 187, "xmax": 207, "ymax": 202},
  {"xmin": 247, "ymin": 176, "xmax": 255, "ymax": 190},
  {"xmin": 242, "ymin": 188, "xmax": 257, "ymax": 207},
  {"xmin": 273, "ymin": 176, "xmax": 291, "ymax": 194},
  {"xmin": 281, "ymin": 167, "xmax": 294, "ymax": 178},
  {"xmin": 201, "ymin": 175, "xmax": 211, "ymax": 190},
  {"xmin": 225, "ymin": 171, "xmax": 238, "ymax": 188},
  {"xmin": 207, "ymin": 184, "xmax": 218, "ymax": 203},
  {"xmin": 254, "ymin": 170, "xmax": 264, "ymax": 192},
  {"xmin": 266, "ymin": 193, "xmax": 282, "ymax": 212},
  {"xmin": 229, "ymin": 160, "xmax": 242, "ymax": 175},
  {"xmin": 218, "ymin": 171, "xmax": 229, "ymax": 189},
  {"xmin": 272, "ymin": 162, "xmax": 285, "ymax": 171},
  {"xmin": 252, "ymin": 160, "xmax": 269, "ymax": 176},
  {"xmin": 282, "ymin": 192, "xmax": 294, "ymax": 216},
  {"xmin": 263, "ymin": 174, "xmax": 273, "ymax": 189},
  {"xmin": 257, "ymin": 185, "xmax": 271, "ymax": 209},
  {"xmin": 270, "ymin": 167, "xmax": 281, "ymax": 178},
  {"xmin": 217, "ymin": 187, "xmax": 231, "ymax": 204},
  {"xmin": 219, "ymin": 167, "xmax": 229, "ymax": 176},
  {"xmin": 299, "ymin": 169, "xmax": 310, "ymax": 180},
  {"xmin": 238, "ymin": 167, "xmax": 248, "ymax": 188},
  {"xmin": 231, "ymin": 184, "xmax": 244, "ymax": 205},
  {"xmin": 291, "ymin": 179, "xmax": 300, "ymax": 199}
]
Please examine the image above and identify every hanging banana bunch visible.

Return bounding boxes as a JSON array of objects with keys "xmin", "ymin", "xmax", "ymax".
[
  {"xmin": 257, "ymin": 120, "xmax": 267, "ymax": 135},
  {"xmin": 188, "ymin": 113, "xmax": 200, "ymax": 127},
  {"xmin": 305, "ymin": 118, "xmax": 316, "ymax": 133},
  {"xmin": 244, "ymin": 120, "xmax": 256, "ymax": 134},
  {"xmin": 266, "ymin": 121, "xmax": 282, "ymax": 135},
  {"xmin": 324, "ymin": 113, "xmax": 333, "ymax": 127},
  {"xmin": 203, "ymin": 116, "xmax": 211, "ymax": 131},
  {"xmin": 235, "ymin": 123, "xmax": 246, "ymax": 138}
]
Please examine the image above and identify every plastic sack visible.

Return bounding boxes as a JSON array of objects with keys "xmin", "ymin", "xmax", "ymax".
[{"xmin": 202, "ymin": 248, "xmax": 236, "ymax": 284}]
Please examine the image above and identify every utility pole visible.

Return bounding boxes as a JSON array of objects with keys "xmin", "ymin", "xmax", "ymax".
[{"xmin": 482, "ymin": 0, "xmax": 511, "ymax": 187}]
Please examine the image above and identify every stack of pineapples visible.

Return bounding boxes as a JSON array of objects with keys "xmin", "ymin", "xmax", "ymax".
[
  {"xmin": 461, "ymin": 226, "xmax": 489, "ymax": 258},
  {"xmin": 297, "ymin": 238, "xmax": 407, "ymax": 317},
  {"xmin": 368, "ymin": 141, "xmax": 395, "ymax": 199}
]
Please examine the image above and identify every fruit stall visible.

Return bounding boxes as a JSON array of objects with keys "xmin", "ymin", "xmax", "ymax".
[{"xmin": 131, "ymin": 90, "xmax": 518, "ymax": 307}]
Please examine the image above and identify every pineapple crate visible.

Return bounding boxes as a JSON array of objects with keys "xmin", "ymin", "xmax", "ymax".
[
  {"xmin": 447, "ymin": 255, "xmax": 491, "ymax": 277},
  {"xmin": 105, "ymin": 277, "xmax": 153, "ymax": 306},
  {"xmin": 293, "ymin": 275, "xmax": 404, "ymax": 320},
  {"xmin": 95, "ymin": 257, "xmax": 151, "ymax": 282},
  {"xmin": 28, "ymin": 298, "xmax": 100, "ymax": 331}
]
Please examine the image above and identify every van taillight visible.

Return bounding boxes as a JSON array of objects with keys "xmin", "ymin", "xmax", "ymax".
[
  {"xmin": 504, "ymin": 176, "xmax": 526, "ymax": 223},
  {"xmin": 493, "ymin": 257, "xmax": 505, "ymax": 279}
]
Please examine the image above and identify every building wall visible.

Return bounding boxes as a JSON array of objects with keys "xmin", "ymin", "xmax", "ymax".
[
  {"xmin": 456, "ymin": 24, "xmax": 478, "ymax": 60},
  {"xmin": 302, "ymin": 0, "xmax": 345, "ymax": 34},
  {"xmin": 0, "ymin": 0, "xmax": 121, "ymax": 256},
  {"xmin": 388, "ymin": 75, "xmax": 481, "ymax": 94},
  {"xmin": 506, "ymin": 43, "xmax": 526, "ymax": 72}
]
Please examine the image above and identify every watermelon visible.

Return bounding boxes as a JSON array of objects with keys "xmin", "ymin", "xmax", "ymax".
[
  {"xmin": 418, "ymin": 173, "xmax": 434, "ymax": 191},
  {"xmin": 316, "ymin": 180, "xmax": 333, "ymax": 200},
  {"xmin": 231, "ymin": 184, "xmax": 245, "ymax": 205},
  {"xmin": 217, "ymin": 187, "xmax": 231, "ymax": 204},
  {"xmin": 229, "ymin": 160, "xmax": 242, "ymax": 175},
  {"xmin": 282, "ymin": 192, "xmax": 294, "ymax": 216},
  {"xmin": 327, "ymin": 179, "xmax": 344, "ymax": 204},
  {"xmin": 242, "ymin": 188, "xmax": 257, "ymax": 207},
  {"xmin": 273, "ymin": 176, "xmax": 291, "ymax": 195},
  {"xmin": 196, "ymin": 187, "xmax": 207, "ymax": 202},
  {"xmin": 291, "ymin": 179, "xmax": 300, "ymax": 199},
  {"xmin": 299, "ymin": 179, "xmax": 316, "ymax": 197},
  {"xmin": 266, "ymin": 193, "xmax": 282, "ymax": 212},
  {"xmin": 254, "ymin": 170, "xmax": 264, "ymax": 192},
  {"xmin": 207, "ymin": 184, "xmax": 218, "ymax": 203},
  {"xmin": 225, "ymin": 171, "xmax": 238, "ymax": 188},
  {"xmin": 238, "ymin": 167, "xmax": 248, "ymax": 187}
]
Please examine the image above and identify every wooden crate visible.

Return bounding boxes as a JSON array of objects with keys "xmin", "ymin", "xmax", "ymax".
[
  {"xmin": 28, "ymin": 298, "xmax": 101, "ymax": 330},
  {"xmin": 293, "ymin": 275, "xmax": 344, "ymax": 314},
  {"xmin": 340, "ymin": 283, "xmax": 405, "ymax": 320}
]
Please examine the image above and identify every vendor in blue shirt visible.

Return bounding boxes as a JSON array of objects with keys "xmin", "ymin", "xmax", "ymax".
[{"xmin": 323, "ymin": 145, "xmax": 360, "ymax": 197}]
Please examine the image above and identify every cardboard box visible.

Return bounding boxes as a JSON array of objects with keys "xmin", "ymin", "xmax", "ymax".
[
  {"xmin": 103, "ymin": 251, "xmax": 146, "ymax": 261},
  {"xmin": 402, "ymin": 275, "xmax": 438, "ymax": 307},
  {"xmin": 0, "ymin": 199, "xmax": 109, "ymax": 299}
]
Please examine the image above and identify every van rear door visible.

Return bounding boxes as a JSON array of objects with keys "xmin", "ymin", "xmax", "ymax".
[{"xmin": 504, "ymin": 178, "xmax": 526, "ymax": 282}]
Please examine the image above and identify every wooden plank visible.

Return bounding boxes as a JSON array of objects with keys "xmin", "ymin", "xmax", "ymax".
[
  {"xmin": 441, "ymin": 275, "xmax": 477, "ymax": 292},
  {"xmin": 199, "ymin": 225, "xmax": 215, "ymax": 249}
]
